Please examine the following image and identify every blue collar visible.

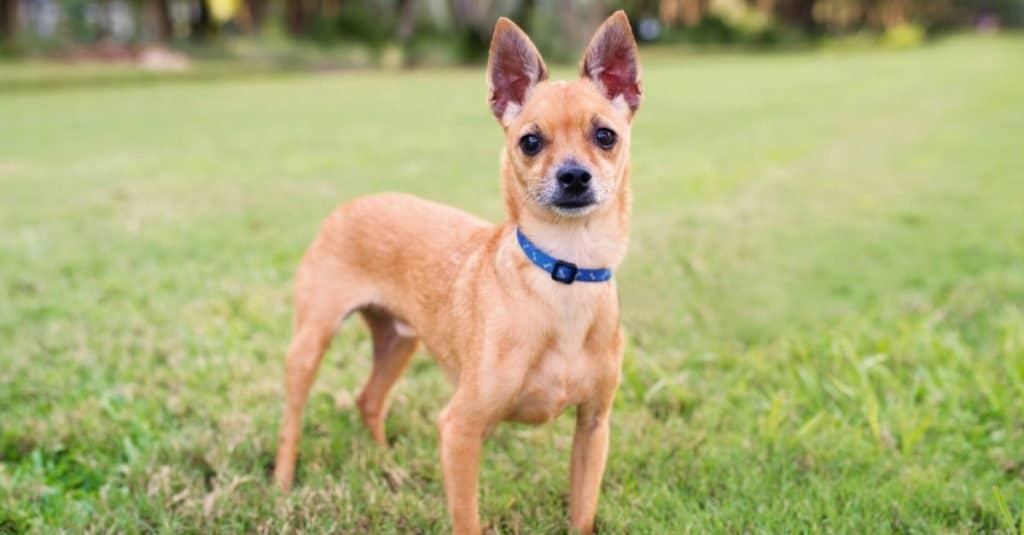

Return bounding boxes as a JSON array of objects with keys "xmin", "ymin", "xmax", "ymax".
[{"xmin": 516, "ymin": 227, "xmax": 613, "ymax": 285}]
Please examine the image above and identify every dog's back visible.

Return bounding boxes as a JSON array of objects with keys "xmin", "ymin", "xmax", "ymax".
[{"xmin": 294, "ymin": 193, "xmax": 491, "ymax": 362}]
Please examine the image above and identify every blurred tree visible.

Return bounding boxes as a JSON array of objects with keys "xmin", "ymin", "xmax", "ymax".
[
  {"xmin": 658, "ymin": 0, "xmax": 708, "ymax": 27},
  {"xmin": 245, "ymin": 0, "xmax": 269, "ymax": 29},
  {"xmin": 322, "ymin": 0, "xmax": 341, "ymax": 18},
  {"xmin": 142, "ymin": 0, "xmax": 174, "ymax": 40},
  {"xmin": 683, "ymin": 0, "xmax": 708, "ymax": 26},
  {"xmin": 194, "ymin": 0, "xmax": 216, "ymax": 39},
  {"xmin": 878, "ymin": 0, "xmax": 909, "ymax": 26},
  {"xmin": 516, "ymin": 0, "xmax": 536, "ymax": 31},
  {"xmin": 0, "ymin": 0, "xmax": 18, "ymax": 42},
  {"xmin": 778, "ymin": 0, "xmax": 818, "ymax": 31},
  {"xmin": 396, "ymin": 0, "xmax": 420, "ymax": 42},
  {"xmin": 527, "ymin": 0, "xmax": 605, "ymax": 60},
  {"xmin": 917, "ymin": 0, "xmax": 957, "ymax": 26},
  {"xmin": 285, "ymin": 0, "xmax": 307, "ymax": 35},
  {"xmin": 2, "ymin": 0, "xmax": 1022, "ymax": 57},
  {"xmin": 813, "ymin": 0, "xmax": 863, "ymax": 30},
  {"xmin": 448, "ymin": 0, "xmax": 488, "ymax": 58}
]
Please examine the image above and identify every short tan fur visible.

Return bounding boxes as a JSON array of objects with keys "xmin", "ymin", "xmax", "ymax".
[{"xmin": 273, "ymin": 11, "xmax": 643, "ymax": 534}]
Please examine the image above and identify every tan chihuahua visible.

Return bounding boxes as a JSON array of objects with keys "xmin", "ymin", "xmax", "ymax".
[{"xmin": 273, "ymin": 11, "xmax": 642, "ymax": 534}]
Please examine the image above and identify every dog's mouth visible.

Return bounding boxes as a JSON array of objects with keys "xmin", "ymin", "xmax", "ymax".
[
  {"xmin": 553, "ymin": 200, "xmax": 594, "ymax": 210},
  {"xmin": 549, "ymin": 197, "xmax": 598, "ymax": 217}
]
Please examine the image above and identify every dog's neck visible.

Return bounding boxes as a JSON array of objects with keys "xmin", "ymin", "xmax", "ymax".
[
  {"xmin": 515, "ymin": 216, "xmax": 628, "ymax": 271},
  {"xmin": 510, "ymin": 176, "xmax": 631, "ymax": 271}
]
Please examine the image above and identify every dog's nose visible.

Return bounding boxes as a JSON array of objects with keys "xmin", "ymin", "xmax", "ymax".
[{"xmin": 556, "ymin": 166, "xmax": 592, "ymax": 194}]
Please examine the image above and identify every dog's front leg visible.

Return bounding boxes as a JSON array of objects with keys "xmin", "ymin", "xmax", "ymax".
[
  {"xmin": 438, "ymin": 392, "xmax": 487, "ymax": 535},
  {"xmin": 568, "ymin": 399, "xmax": 613, "ymax": 534}
]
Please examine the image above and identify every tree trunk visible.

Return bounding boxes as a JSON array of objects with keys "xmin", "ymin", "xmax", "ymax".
[
  {"xmin": 148, "ymin": 0, "xmax": 173, "ymax": 40},
  {"xmin": 756, "ymin": 0, "xmax": 776, "ymax": 16},
  {"xmin": 284, "ymin": 0, "xmax": 307, "ymax": 36},
  {"xmin": 245, "ymin": 0, "xmax": 268, "ymax": 28},
  {"xmin": 682, "ymin": 0, "xmax": 705, "ymax": 28},
  {"xmin": 234, "ymin": 0, "xmax": 268, "ymax": 32},
  {"xmin": 779, "ymin": 0, "xmax": 818, "ymax": 32},
  {"xmin": 1, "ymin": 0, "xmax": 18, "ymax": 43},
  {"xmin": 322, "ymin": 0, "xmax": 341, "ymax": 19},
  {"xmin": 659, "ymin": 0, "xmax": 678, "ymax": 27},
  {"xmin": 193, "ymin": 0, "xmax": 215, "ymax": 40},
  {"xmin": 878, "ymin": 0, "xmax": 909, "ymax": 27},
  {"xmin": 395, "ymin": 0, "xmax": 419, "ymax": 42},
  {"xmin": 96, "ymin": 0, "xmax": 114, "ymax": 40}
]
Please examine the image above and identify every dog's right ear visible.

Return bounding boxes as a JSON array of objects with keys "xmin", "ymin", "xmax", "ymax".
[
  {"xmin": 580, "ymin": 11, "xmax": 642, "ymax": 117},
  {"xmin": 487, "ymin": 17, "xmax": 548, "ymax": 127}
]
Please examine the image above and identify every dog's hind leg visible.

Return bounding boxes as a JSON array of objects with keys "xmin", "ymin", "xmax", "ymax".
[
  {"xmin": 356, "ymin": 307, "xmax": 419, "ymax": 447},
  {"xmin": 273, "ymin": 261, "xmax": 364, "ymax": 491}
]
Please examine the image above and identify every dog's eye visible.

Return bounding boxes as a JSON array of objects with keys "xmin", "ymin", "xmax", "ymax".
[
  {"xmin": 519, "ymin": 134, "xmax": 543, "ymax": 156},
  {"xmin": 594, "ymin": 128, "xmax": 617, "ymax": 150}
]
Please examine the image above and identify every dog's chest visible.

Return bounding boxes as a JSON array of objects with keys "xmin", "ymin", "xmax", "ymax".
[
  {"xmin": 501, "ymin": 283, "xmax": 619, "ymax": 424},
  {"xmin": 506, "ymin": 341, "xmax": 599, "ymax": 425}
]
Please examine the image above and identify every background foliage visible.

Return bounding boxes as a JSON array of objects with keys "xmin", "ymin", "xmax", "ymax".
[{"xmin": 1, "ymin": 0, "xmax": 1023, "ymax": 64}]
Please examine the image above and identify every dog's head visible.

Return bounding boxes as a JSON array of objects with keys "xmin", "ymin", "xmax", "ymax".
[{"xmin": 488, "ymin": 11, "xmax": 642, "ymax": 222}]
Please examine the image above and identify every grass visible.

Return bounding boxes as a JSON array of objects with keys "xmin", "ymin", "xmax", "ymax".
[{"xmin": 2, "ymin": 35, "xmax": 1024, "ymax": 533}]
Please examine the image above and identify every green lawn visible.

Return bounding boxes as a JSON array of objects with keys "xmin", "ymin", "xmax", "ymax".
[{"xmin": 2, "ymin": 36, "xmax": 1024, "ymax": 533}]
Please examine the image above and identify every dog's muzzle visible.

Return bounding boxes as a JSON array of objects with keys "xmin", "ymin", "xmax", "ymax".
[{"xmin": 552, "ymin": 165, "xmax": 596, "ymax": 210}]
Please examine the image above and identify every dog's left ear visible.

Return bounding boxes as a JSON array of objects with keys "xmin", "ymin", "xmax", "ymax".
[
  {"xmin": 581, "ymin": 11, "xmax": 642, "ymax": 116},
  {"xmin": 488, "ymin": 17, "xmax": 548, "ymax": 127}
]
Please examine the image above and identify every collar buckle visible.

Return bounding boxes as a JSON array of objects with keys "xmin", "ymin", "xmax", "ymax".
[{"xmin": 551, "ymin": 260, "xmax": 579, "ymax": 284}]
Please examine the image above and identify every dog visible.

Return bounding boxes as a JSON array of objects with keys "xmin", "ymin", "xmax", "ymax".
[{"xmin": 273, "ymin": 11, "xmax": 642, "ymax": 534}]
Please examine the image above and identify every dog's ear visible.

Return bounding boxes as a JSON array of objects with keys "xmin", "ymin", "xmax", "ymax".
[
  {"xmin": 487, "ymin": 17, "xmax": 548, "ymax": 127},
  {"xmin": 580, "ymin": 10, "xmax": 642, "ymax": 116}
]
